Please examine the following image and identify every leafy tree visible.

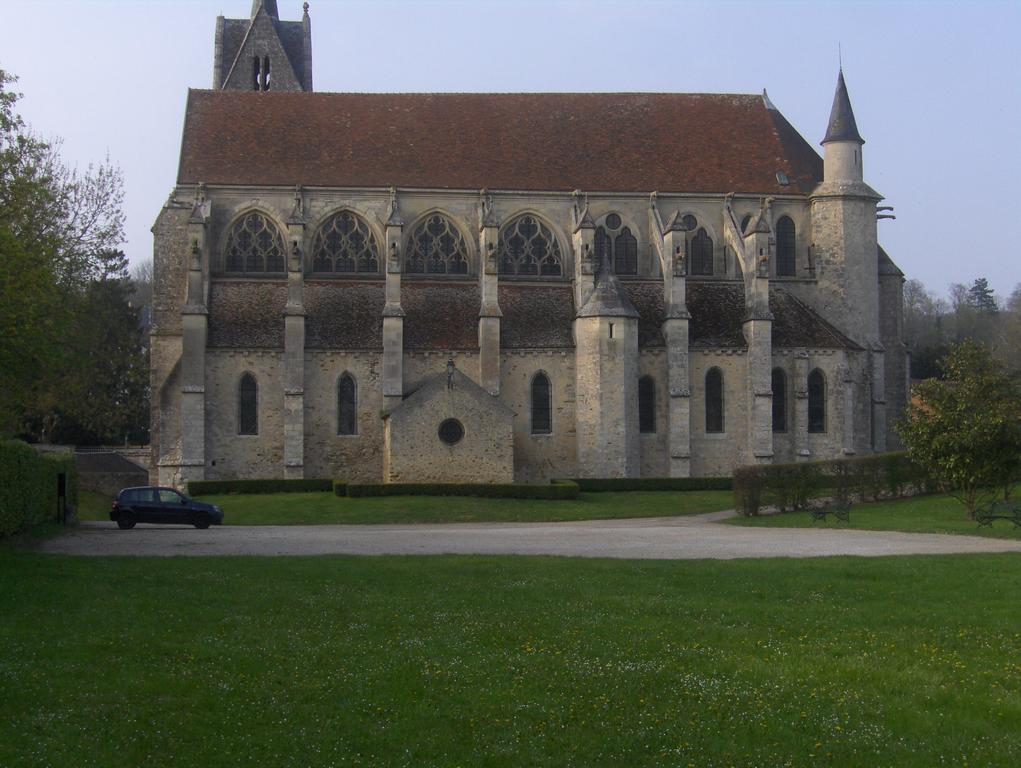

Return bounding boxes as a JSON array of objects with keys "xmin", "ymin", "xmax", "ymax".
[
  {"xmin": 897, "ymin": 340, "xmax": 1021, "ymax": 518},
  {"xmin": 0, "ymin": 69, "xmax": 126, "ymax": 436}
]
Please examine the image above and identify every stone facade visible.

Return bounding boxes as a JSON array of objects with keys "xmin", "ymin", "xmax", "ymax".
[{"xmin": 149, "ymin": 3, "xmax": 909, "ymax": 487}]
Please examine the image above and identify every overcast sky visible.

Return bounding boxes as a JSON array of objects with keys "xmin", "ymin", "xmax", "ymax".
[{"xmin": 3, "ymin": 0, "xmax": 1019, "ymax": 299}]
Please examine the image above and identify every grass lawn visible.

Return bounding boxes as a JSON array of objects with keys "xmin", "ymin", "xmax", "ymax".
[
  {"xmin": 76, "ymin": 489, "xmax": 734, "ymax": 525},
  {"xmin": 726, "ymin": 493, "xmax": 1021, "ymax": 539},
  {"xmin": 2, "ymin": 551, "xmax": 1020, "ymax": 767}
]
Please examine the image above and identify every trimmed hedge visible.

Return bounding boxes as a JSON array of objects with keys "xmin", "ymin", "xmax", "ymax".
[
  {"xmin": 333, "ymin": 481, "xmax": 348, "ymax": 497},
  {"xmin": 570, "ymin": 477, "xmax": 732, "ymax": 492},
  {"xmin": 188, "ymin": 478, "xmax": 334, "ymax": 496},
  {"xmin": 345, "ymin": 481, "xmax": 580, "ymax": 500},
  {"xmin": 0, "ymin": 440, "xmax": 77, "ymax": 537},
  {"xmin": 733, "ymin": 452, "xmax": 932, "ymax": 516}
]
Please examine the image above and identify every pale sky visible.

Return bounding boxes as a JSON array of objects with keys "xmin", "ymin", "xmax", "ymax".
[{"xmin": 3, "ymin": 0, "xmax": 1020, "ymax": 299}]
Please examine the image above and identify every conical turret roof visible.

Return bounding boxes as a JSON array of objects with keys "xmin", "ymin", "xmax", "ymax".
[
  {"xmin": 578, "ymin": 247, "xmax": 639, "ymax": 319},
  {"xmin": 822, "ymin": 69, "xmax": 864, "ymax": 145}
]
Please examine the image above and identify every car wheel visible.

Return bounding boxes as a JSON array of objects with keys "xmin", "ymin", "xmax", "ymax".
[
  {"xmin": 193, "ymin": 514, "xmax": 210, "ymax": 530},
  {"xmin": 117, "ymin": 513, "xmax": 136, "ymax": 530}
]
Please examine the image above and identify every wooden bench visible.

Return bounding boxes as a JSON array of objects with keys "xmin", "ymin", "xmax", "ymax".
[
  {"xmin": 810, "ymin": 500, "xmax": 851, "ymax": 523},
  {"xmin": 976, "ymin": 500, "xmax": 1021, "ymax": 528}
]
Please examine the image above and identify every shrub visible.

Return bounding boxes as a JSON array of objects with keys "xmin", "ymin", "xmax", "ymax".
[
  {"xmin": 732, "ymin": 452, "xmax": 930, "ymax": 516},
  {"xmin": 345, "ymin": 481, "xmax": 580, "ymax": 500},
  {"xmin": 569, "ymin": 477, "xmax": 732, "ymax": 492},
  {"xmin": 333, "ymin": 481, "xmax": 348, "ymax": 497},
  {"xmin": 187, "ymin": 478, "xmax": 334, "ymax": 496},
  {"xmin": 0, "ymin": 440, "xmax": 77, "ymax": 537}
]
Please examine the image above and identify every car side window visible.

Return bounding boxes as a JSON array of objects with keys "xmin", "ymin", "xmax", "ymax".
[{"xmin": 158, "ymin": 489, "xmax": 183, "ymax": 504}]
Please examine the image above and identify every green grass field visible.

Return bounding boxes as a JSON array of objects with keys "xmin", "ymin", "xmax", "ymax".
[
  {"xmin": 77, "ymin": 488, "xmax": 734, "ymax": 525},
  {"xmin": 2, "ymin": 551, "xmax": 1020, "ymax": 767},
  {"xmin": 726, "ymin": 493, "xmax": 1021, "ymax": 539}
]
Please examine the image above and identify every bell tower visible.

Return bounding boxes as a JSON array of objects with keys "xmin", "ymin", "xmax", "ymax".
[{"xmin": 213, "ymin": 1, "xmax": 313, "ymax": 92}]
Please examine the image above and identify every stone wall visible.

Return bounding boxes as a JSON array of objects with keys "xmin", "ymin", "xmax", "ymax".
[
  {"xmin": 501, "ymin": 351, "xmax": 578, "ymax": 483},
  {"xmin": 384, "ymin": 370, "xmax": 513, "ymax": 483},
  {"xmin": 304, "ymin": 351, "xmax": 385, "ymax": 482},
  {"xmin": 689, "ymin": 351, "xmax": 749, "ymax": 476},
  {"xmin": 204, "ymin": 350, "xmax": 284, "ymax": 479},
  {"xmin": 638, "ymin": 350, "xmax": 669, "ymax": 477}
]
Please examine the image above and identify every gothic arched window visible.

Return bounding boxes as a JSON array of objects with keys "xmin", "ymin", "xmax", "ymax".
[
  {"xmin": 499, "ymin": 215, "xmax": 563, "ymax": 277},
  {"xmin": 224, "ymin": 212, "xmax": 286, "ymax": 274},
  {"xmin": 808, "ymin": 369, "xmax": 826, "ymax": 433},
  {"xmin": 776, "ymin": 216, "xmax": 796, "ymax": 277},
  {"xmin": 772, "ymin": 368, "xmax": 788, "ymax": 433},
  {"xmin": 338, "ymin": 373, "xmax": 357, "ymax": 436},
  {"xmin": 405, "ymin": 214, "xmax": 469, "ymax": 275},
  {"xmin": 312, "ymin": 212, "xmax": 379, "ymax": 274},
  {"xmin": 594, "ymin": 213, "xmax": 638, "ymax": 275},
  {"xmin": 531, "ymin": 373, "xmax": 552, "ymax": 435},
  {"xmin": 705, "ymin": 367, "xmax": 724, "ymax": 433},
  {"xmin": 691, "ymin": 227, "xmax": 714, "ymax": 276},
  {"xmin": 638, "ymin": 375, "xmax": 656, "ymax": 434},
  {"xmin": 238, "ymin": 373, "xmax": 258, "ymax": 436}
]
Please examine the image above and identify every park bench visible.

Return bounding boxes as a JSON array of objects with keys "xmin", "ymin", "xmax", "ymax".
[
  {"xmin": 976, "ymin": 500, "xmax": 1021, "ymax": 528},
  {"xmin": 810, "ymin": 500, "xmax": 851, "ymax": 523}
]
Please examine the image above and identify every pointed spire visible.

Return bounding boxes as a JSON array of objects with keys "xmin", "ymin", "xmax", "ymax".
[
  {"xmin": 252, "ymin": 0, "xmax": 279, "ymax": 19},
  {"xmin": 822, "ymin": 69, "xmax": 864, "ymax": 145}
]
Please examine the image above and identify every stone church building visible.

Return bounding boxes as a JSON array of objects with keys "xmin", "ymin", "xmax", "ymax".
[{"xmin": 151, "ymin": 0, "xmax": 908, "ymax": 487}]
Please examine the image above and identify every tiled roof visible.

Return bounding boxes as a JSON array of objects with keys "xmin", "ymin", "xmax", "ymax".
[
  {"xmin": 402, "ymin": 282, "xmax": 480, "ymax": 350},
  {"xmin": 208, "ymin": 281, "xmax": 286, "ymax": 348},
  {"xmin": 500, "ymin": 285, "xmax": 575, "ymax": 349},
  {"xmin": 178, "ymin": 91, "xmax": 822, "ymax": 194},
  {"xmin": 206, "ymin": 279, "xmax": 858, "ymax": 352},
  {"xmin": 305, "ymin": 281, "xmax": 384, "ymax": 349}
]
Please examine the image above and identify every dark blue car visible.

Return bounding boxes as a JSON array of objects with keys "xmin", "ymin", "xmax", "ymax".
[{"xmin": 111, "ymin": 487, "xmax": 224, "ymax": 530}]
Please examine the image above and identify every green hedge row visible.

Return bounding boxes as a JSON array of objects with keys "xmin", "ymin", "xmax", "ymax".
[
  {"xmin": 733, "ymin": 452, "xmax": 933, "ymax": 516},
  {"xmin": 570, "ymin": 477, "xmax": 732, "ymax": 492},
  {"xmin": 345, "ymin": 481, "xmax": 580, "ymax": 500},
  {"xmin": 0, "ymin": 440, "xmax": 77, "ymax": 537},
  {"xmin": 188, "ymin": 478, "xmax": 334, "ymax": 496}
]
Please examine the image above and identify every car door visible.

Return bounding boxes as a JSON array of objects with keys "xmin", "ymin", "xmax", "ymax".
[
  {"xmin": 157, "ymin": 488, "xmax": 190, "ymax": 524},
  {"xmin": 132, "ymin": 488, "xmax": 159, "ymax": 523}
]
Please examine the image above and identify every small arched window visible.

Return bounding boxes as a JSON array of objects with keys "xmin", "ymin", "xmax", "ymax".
[
  {"xmin": 224, "ymin": 212, "xmax": 286, "ymax": 274},
  {"xmin": 238, "ymin": 373, "xmax": 258, "ymax": 436},
  {"xmin": 772, "ymin": 368, "xmax": 788, "ymax": 433},
  {"xmin": 499, "ymin": 215, "xmax": 563, "ymax": 277},
  {"xmin": 312, "ymin": 212, "xmax": 379, "ymax": 274},
  {"xmin": 808, "ymin": 369, "xmax": 826, "ymax": 433},
  {"xmin": 776, "ymin": 216, "xmax": 796, "ymax": 277},
  {"xmin": 406, "ymin": 214, "xmax": 469, "ymax": 275},
  {"xmin": 531, "ymin": 373, "xmax": 552, "ymax": 435},
  {"xmin": 705, "ymin": 368, "xmax": 724, "ymax": 433},
  {"xmin": 691, "ymin": 228, "xmax": 714, "ymax": 276},
  {"xmin": 638, "ymin": 376, "xmax": 656, "ymax": 434},
  {"xmin": 338, "ymin": 374, "xmax": 357, "ymax": 436}
]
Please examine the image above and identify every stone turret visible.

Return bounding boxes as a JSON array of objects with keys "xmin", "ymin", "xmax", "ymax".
[
  {"xmin": 811, "ymin": 69, "xmax": 886, "ymax": 452},
  {"xmin": 214, "ymin": 1, "xmax": 313, "ymax": 92},
  {"xmin": 574, "ymin": 248, "xmax": 640, "ymax": 478},
  {"xmin": 822, "ymin": 69, "xmax": 865, "ymax": 183}
]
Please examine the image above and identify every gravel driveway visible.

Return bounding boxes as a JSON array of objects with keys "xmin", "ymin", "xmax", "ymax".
[{"xmin": 34, "ymin": 513, "xmax": 1021, "ymax": 560}]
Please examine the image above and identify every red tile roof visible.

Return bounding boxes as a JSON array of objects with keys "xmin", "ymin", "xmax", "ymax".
[{"xmin": 177, "ymin": 90, "xmax": 822, "ymax": 194}]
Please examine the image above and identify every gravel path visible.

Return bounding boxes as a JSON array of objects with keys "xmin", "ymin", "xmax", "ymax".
[{"xmin": 34, "ymin": 514, "xmax": 1021, "ymax": 560}]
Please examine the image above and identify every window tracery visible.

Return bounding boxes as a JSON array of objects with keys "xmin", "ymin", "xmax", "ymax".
[
  {"xmin": 595, "ymin": 213, "xmax": 638, "ymax": 275},
  {"xmin": 405, "ymin": 214, "xmax": 469, "ymax": 275},
  {"xmin": 312, "ymin": 212, "xmax": 379, "ymax": 274},
  {"xmin": 498, "ymin": 215, "xmax": 563, "ymax": 277},
  {"xmin": 224, "ymin": 212, "xmax": 286, "ymax": 273}
]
